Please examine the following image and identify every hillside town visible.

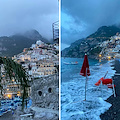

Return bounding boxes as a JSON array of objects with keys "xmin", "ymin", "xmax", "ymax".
[
  {"xmin": 0, "ymin": 40, "xmax": 59, "ymax": 99},
  {"xmin": 0, "ymin": 39, "xmax": 59, "ymax": 119},
  {"xmin": 12, "ymin": 40, "xmax": 59, "ymax": 78},
  {"xmin": 98, "ymin": 32, "xmax": 120, "ymax": 60}
]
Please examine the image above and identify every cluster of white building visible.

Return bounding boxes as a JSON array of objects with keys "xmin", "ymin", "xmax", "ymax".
[
  {"xmin": 0, "ymin": 40, "xmax": 59, "ymax": 99},
  {"xmin": 99, "ymin": 33, "xmax": 120, "ymax": 60},
  {"xmin": 12, "ymin": 40, "xmax": 59, "ymax": 78}
]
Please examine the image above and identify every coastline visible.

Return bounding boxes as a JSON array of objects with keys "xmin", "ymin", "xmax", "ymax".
[
  {"xmin": 61, "ymin": 57, "xmax": 115, "ymax": 119},
  {"xmin": 100, "ymin": 59, "xmax": 120, "ymax": 120}
]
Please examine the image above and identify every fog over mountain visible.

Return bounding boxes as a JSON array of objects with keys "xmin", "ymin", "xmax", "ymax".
[
  {"xmin": 0, "ymin": 0, "xmax": 59, "ymax": 41},
  {"xmin": 0, "ymin": 29, "xmax": 49, "ymax": 57}
]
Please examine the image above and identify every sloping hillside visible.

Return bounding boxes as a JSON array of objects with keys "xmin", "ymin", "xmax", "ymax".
[{"xmin": 62, "ymin": 25, "xmax": 120, "ymax": 58}]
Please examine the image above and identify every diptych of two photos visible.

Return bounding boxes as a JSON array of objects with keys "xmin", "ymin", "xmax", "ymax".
[{"xmin": 0, "ymin": 0, "xmax": 119, "ymax": 120}]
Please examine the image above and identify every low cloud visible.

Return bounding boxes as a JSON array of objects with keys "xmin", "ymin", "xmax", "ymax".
[
  {"xmin": 62, "ymin": 0, "xmax": 120, "ymax": 46},
  {"xmin": 0, "ymin": 0, "xmax": 59, "ymax": 40}
]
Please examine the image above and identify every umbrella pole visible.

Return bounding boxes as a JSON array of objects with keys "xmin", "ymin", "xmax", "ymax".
[
  {"xmin": 85, "ymin": 68, "xmax": 88, "ymax": 101},
  {"xmin": 85, "ymin": 76, "xmax": 87, "ymax": 101}
]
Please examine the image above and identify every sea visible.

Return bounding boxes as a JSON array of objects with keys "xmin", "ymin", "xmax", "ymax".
[{"xmin": 61, "ymin": 57, "xmax": 116, "ymax": 120}]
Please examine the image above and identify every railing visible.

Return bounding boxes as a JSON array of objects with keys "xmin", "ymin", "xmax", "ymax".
[{"xmin": 52, "ymin": 21, "xmax": 59, "ymax": 43}]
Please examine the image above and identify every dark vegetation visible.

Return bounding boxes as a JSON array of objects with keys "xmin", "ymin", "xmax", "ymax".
[{"xmin": 0, "ymin": 57, "xmax": 29, "ymax": 108}]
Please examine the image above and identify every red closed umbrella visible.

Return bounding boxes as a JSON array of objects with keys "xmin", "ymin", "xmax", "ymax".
[
  {"xmin": 80, "ymin": 54, "xmax": 90, "ymax": 76},
  {"xmin": 80, "ymin": 54, "xmax": 90, "ymax": 101}
]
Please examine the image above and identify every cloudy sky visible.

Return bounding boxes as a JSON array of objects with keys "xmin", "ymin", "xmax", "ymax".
[
  {"xmin": 61, "ymin": 0, "xmax": 120, "ymax": 50},
  {"xmin": 0, "ymin": 0, "xmax": 59, "ymax": 40}
]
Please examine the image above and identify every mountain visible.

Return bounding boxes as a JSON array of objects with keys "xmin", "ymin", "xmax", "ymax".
[
  {"xmin": 23, "ymin": 29, "xmax": 50, "ymax": 43},
  {"xmin": 62, "ymin": 25, "xmax": 120, "ymax": 58},
  {"xmin": 88, "ymin": 26, "xmax": 120, "ymax": 38},
  {"xmin": 0, "ymin": 30, "xmax": 50, "ymax": 57}
]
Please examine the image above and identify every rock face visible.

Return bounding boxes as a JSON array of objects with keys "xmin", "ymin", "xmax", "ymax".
[
  {"xmin": 62, "ymin": 25, "xmax": 120, "ymax": 58},
  {"xmin": 31, "ymin": 74, "xmax": 59, "ymax": 110},
  {"xmin": 31, "ymin": 73, "xmax": 59, "ymax": 119}
]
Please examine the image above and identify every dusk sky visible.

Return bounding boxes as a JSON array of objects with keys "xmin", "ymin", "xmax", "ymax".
[
  {"xmin": 0, "ymin": 0, "xmax": 59, "ymax": 40},
  {"xmin": 61, "ymin": 0, "xmax": 120, "ymax": 50}
]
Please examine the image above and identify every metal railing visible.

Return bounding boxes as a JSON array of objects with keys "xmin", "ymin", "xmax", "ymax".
[{"xmin": 52, "ymin": 21, "xmax": 59, "ymax": 43}]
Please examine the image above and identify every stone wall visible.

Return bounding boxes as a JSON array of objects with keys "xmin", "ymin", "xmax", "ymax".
[{"xmin": 31, "ymin": 73, "xmax": 59, "ymax": 110}]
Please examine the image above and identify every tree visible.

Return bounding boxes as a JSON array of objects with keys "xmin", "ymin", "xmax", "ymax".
[{"xmin": 0, "ymin": 57, "xmax": 30, "ymax": 108}]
